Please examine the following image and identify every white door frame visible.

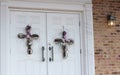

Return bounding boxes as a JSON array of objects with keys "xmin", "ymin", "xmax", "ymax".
[{"xmin": 0, "ymin": 1, "xmax": 95, "ymax": 75}]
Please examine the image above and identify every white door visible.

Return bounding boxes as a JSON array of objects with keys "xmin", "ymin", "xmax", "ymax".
[
  {"xmin": 47, "ymin": 13, "xmax": 81, "ymax": 75},
  {"xmin": 10, "ymin": 11, "xmax": 47, "ymax": 75},
  {"xmin": 10, "ymin": 11, "xmax": 81, "ymax": 75}
]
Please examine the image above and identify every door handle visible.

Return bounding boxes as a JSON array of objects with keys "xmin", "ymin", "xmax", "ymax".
[
  {"xmin": 49, "ymin": 46, "xmax": 54, "ymax": 62},
  {"xmin": 42, "ymin": 46, "xmax": 45, "ymax": 62},
  {"xmin": 51, "ymin": 46, "xmax": 54, "ymax": 61}
]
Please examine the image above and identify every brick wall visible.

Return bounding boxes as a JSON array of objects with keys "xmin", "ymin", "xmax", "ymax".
[{"xmin": 93, "ymin": 0, "xmax": 120, "ymax": 75}]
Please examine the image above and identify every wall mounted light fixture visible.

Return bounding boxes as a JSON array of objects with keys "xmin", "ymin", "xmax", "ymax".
[{"xmin": 107, "ymin": 13, "xmax": 116, "ymax": 26}]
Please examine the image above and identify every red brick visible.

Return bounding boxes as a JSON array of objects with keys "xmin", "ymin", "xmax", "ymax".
[{"xmin": 93, "ymin": 0, "xmax": 120, "ymax": 75}]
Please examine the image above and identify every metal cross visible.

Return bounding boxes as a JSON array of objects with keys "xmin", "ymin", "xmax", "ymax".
[
  {"xmin": 18, "ymin": 25, "xmax": 39, "ymax": 55},
  {"xmin": 54, "ymin": 30, "xmax": 74, "ymax": 58}
]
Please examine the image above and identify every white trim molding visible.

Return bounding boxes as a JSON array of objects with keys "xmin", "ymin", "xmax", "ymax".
[
  {"xmin": 0, "ymin": 1, "xmax": 95, "ymax": 75},
  {"xmin": 1, "ymin": 2, "xmax": 9, "ymax": 75},
  {"xmin": 7, "ymin": 1, "xmax": 85, "ymax": 13},
  {"xmin": 84, "ymin": 4, "xmax": 95, "ymax": 75}
]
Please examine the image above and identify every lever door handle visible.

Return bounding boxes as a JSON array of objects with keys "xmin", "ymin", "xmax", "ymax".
[{"xmin": 42, "ymin": 46, "xmax": 45, "ymax": 62}]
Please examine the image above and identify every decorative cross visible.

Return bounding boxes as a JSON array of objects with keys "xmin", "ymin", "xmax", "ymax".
[
  {"xmin": 54, "ymin": 30, "xmax": 74, "ymax": 58},
  {"xmin": 18, "ymin": 25, "xmax": 39, "ymax": 55}
]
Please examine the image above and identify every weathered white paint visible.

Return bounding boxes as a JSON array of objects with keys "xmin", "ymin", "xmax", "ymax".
[{"xmin": 0, "ymin": 0, "xmax": 94, "ymax": 75}]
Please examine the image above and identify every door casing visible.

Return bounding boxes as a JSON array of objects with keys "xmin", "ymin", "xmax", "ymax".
[{"xmin": 0, "ymin": 1, "xmax": 95, "ymax": 75}]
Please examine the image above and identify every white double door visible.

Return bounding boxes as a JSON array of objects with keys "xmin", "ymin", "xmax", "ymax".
[{"xmin": 10, "ymin": 11, "xmax": 81, "ymax": 75}]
